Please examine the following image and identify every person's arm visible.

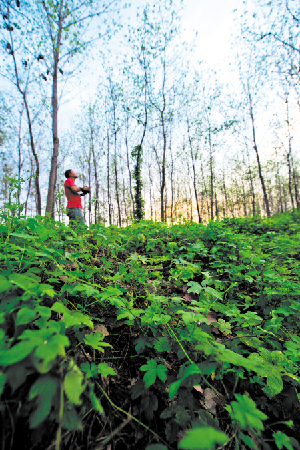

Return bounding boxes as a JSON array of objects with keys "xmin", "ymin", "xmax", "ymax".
[
  {"xmin": 79, "ymin": 186, "xmax": 90, "ymax": 196},
  {"xmin": 66, "ymin": 179, "xmax": 89, "ymax": 194},
  {"xmin": 70, "ymin": 185, "xmax": 81, "ymax": 193}
]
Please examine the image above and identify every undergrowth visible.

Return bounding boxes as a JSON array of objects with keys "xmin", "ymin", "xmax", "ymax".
[{"xmin": 1, "ymin": 190, "xmax": 300, "ymax": 450}]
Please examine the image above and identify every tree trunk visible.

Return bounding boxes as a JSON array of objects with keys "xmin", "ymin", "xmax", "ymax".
[
  {"xmin": 91, "ymin": 130, "xmax": 100, "ymax": 223},
  {"xmin": 243, "ymin": 182, "xmax": 247, "ymax": 216},
  {"xmin": 45, "ymin": 0, "xmax": 64, "ymax": 218},
  {"xmin": 209, "ymin": 128, "xmax": 214, "ymax": 221},
  {"xmin": 107, "ymin": 130, "xmax": 112, "ymax": 226},
  {"xmin": 25, "ymin": 156, "xmax": 34, "ymax": 218},
  {"xmin": 201, "ymin": 161, "xmax": 209, "ymax": 220},
  {"xmin": 10, "ymin": 30, "xmax": 42, "ymax": 215},
  {"xmin": 187, "ymin": 120, "xmax": 201, "ymax": 223},
  {"xmin": 215, "ymin": 182, "xmax": 218, "ymax": 219},
  {"xmin": 248, "ymin": 87, "xmax": 270, "ymax": 217},
  {"xmin": 88, "ymin": 136, "xmax": 92, "ymax": 225},
  {"xmin": 125, "ymin": 115, "xmax": 134, "ymax": 217},
  {"xmin": 160, "ymin": 110, "xmax": 167, "ymax": 222},
  {"xmin": 222, "ymin": 169, "xmax": 228, "ymax": 216},
  {"xmin": 18, "ymin": 105, "xmax": 24, "ymax": 213},
  {"xmin": 246, "ymin": 144, "xmax": 256, "ymax": 216},
  {"xmin": 170, "ymin": 135, "xmax": 174, "ymax": 222}
]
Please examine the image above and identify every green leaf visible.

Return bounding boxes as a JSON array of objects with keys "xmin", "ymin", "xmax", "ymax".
[
  {"xmin": 169, "ymin": 363, "xmax": 201, "ymax": 399},
  {"xmin": 16, "ymin": 307, "xmax": 37, "ymax": 326},
  {"xmin": 204, "ymin": 287, "xmax": 222, "ymax": 300},
  {"xmin": 225, "ymin": 394, "xmax": 267, "ymax": 433},
  {"xmin": 33, "ymin": 334, "xmax": 69, "ymax": 373},
  {"xmin": 37, "ymin": 284, "xmax": 56, "ymax": 298},
  {"xmin": 273, "ymin": 431, "xmax": 294, "ymax": 450},
  {"xmin": 89, "ymin": 388, "xmax": 104, "ymax": 415},
  {"xmin": 154, "ymin": 336, "xmax": 172, "ymax": 352},
  {"xmin": 64, "ymin": 365, "xmax": 84, "ymax": 405},
  {"xmin": 187, "ymin": 282, "xmax": 202, "ymax": 294},
  {"xmin": 62, "ymin": 408, "xmax": 83, "ymax": 430},
  {"xmin": 51, "ymin": 303, "xmax": 93, "ymax": 329},
  {"xmin": 179, "ymin": 427, "xmax": 228, "ymax": 449},
  {"xmin": 9, "ymin": 272, "xmax": 39, "ymax": 290},
  {"xmin": 0, "ymin": 340, "xmax": 37, "ymax": 365},
  {"xmin": 169, "ymin": 379, "xmax": 183, "ymax": 399},
  {"xmin": 140, "ymin": 359, "xmax": 167, "ymax": 387},
  {"xmin": 84, "ymin": 333, "xmax": 111, "ymax": 352},
  {"xmin": 0, "ymin": 275, "xmax": 11, "ymax": 293},
  {"xmin": 0, "ymin": 372, "xmax": 6, "ymax": 395},
  {"xmin": 97, "ymin": 363, "xmax": 116, "ymax": 377},
  {"xmin": 29, "ymin": 375, "xmax": 58, "ymax": 428}
]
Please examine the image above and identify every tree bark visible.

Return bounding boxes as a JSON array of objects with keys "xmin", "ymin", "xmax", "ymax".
[
  {"xmin": 10, "ymin": 29, "xmax": 42, "ymax": 215},
  {"xmin": 187, "ymin": 120, "xmax": 201, "ymax": 223},
  {"xmin": 208, "ymin": 128, "xmax": 214, "ymax": 221},
  {"xmin": 107, "ymin": 130, "xmax": 112, "ymax": 226},
  {"xmin": 246, "ymin": 144, "xmax": 256, "ymax": 216},
  {"xmin": 91, "ymin": 129, "xmax": 100, "ymax": 223},
  {"xmin": 18, "ymin": 105, "xmax": 24, "ymax": 213},
  {"xmin": 125, "ymin": 114, "xmax": 134, "ymax": 217},
  {"xmin": 248, "ymin": 86, "xmax": 270, "ymax": 217},
  {"xmin": 45, "ymin": 0, "xmax": 64, "ymax": 218},
  {"xmin": 170, "ymin": 134, "xmax": 174, "ymax": 222}
]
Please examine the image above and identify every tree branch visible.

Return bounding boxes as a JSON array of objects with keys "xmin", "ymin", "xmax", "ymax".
[
  {"xmin": 260, "ymin": 32, "xmax": 300, "ymax": 54},
  {"xmin": 286, "ymin": 0, "xmax": 300, "ymax": 24}
]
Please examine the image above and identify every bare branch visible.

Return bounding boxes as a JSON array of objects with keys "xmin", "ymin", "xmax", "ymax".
[
  {"xmin": 286, "ymin": 0, "xmax": 300, "ymax": 24},
  {"xmin": 260, "ymin": 32, "xmax": 300, "ymax": 54}
]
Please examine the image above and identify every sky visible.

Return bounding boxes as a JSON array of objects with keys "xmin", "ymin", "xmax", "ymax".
[
  {"xmin": 60, "ymin": 0, "xmax": 239, "ymax": 129},
  {"xmin": 181, "ymin": 0, "xmax": 237, "ymax": 66}
]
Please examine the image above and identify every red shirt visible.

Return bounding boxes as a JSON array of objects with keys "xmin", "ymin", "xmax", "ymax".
[{"xmin": 64, "ymin": 178, "xmax": 82, "ymax": 209}]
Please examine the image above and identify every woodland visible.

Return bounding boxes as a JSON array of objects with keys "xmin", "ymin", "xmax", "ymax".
[{"xmin": 1, "ymin": 0, "xmax": 300, "ymax": 449}]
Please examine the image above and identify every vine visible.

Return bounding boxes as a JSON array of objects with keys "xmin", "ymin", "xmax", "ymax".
[{"xmin": 131, "ymin": 144, "xmax": 144, "ymax": 221}]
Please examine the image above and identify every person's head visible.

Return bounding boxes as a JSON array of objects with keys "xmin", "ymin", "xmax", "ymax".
[{"xmin": 65, "ymin": 169, "xmax": 78, "ymax": 179}]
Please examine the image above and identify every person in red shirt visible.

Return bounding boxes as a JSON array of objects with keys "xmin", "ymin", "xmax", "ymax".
[{"xmin": 64, "ymin": 169, "xmax": 89, "ymax": 224}]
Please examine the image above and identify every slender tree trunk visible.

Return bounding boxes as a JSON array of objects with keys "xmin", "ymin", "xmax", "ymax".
[
  {"xmin": 165, "ymin": 185, "xmax": 168, "ymax": 222},
  {"xmin": 276, "ymin": 163, "xmax": 284, "ymax": 213},
  {"xmin": 107, "ymin": 131, "xmax": 112, "ymax": 226},
  {"xmin": 86, "ymin": 132, "xmax": 91, "ymax": 225},
  {"xmin": 25, "ymin": 156, "xmax": 34, "ymax": 218},
  {"xmin": 282, "ymin": 182, "xmax": 288, "ymax": 211},
  {"xmin": 160, "ymin": 53, "xmax": 167, "ymax": 222},
  {"xmin": 201, "ymin": 161, "xmax": 209, "ymax": 220},
  {"xmin": 292, "ymin": 162, "xmax": 300, "ymax": 209},
  {"xmin": 112, "ymin": 103, "xmax": 121, "ymax": 227},
  {"xmin": 125, "ymin": 115, "xmax": 134, "ymax": 216},
  {"xmin": 285, "ymin": 96, "xmax": 295, "ymax": 209},
  {"xmin": 222, "ymin": 169, "xmax": 228, "ymax": 216},
  {"xmin": 170, "ymin": 136, "xmax": 174, "ymax": 222},
  {"xmin": 248, "ymin": 86, "xmax": 270, "ymax": 217},
  {"xmin": 246, "ymin": 144, "xmax": 256, "ymax": 216},
  {"xmin": 242, "ymin": 180, "xmax": 247, "ymax": 217},
  {"xmin": 215, "ymin": 182, "xmax": 218, "ymax": 219},
  {"xmin": 91, "ymin": 130, "xmax": 99, "ymax": 223},
  {"xmin": 287, "ymin": 153, "xmax": 295, "ymax": 209},
  {"xmin": 187, "ymin": 120, "xmax": 201, "ymax": 223},
  {"xmin": 208, "ymin": 128, "xmax": 214, "ymax": 221},
  {"xmin": 10, "ymin": 30, "xmax": 42, "ymax": 215},
  {"xmin": 160, "ymin": 111, "xmax": 167, "ymax": 222},
  {"xmin": 45, "ymin": 0, "xmax": 64, "ymax": 218},
  {"xmin": 121, "ymin": 166, "xmax": 128, "ymax": 224},
  {"xmin": 18, "ymin": 105, "xmax": 24, "ymax": 213}
]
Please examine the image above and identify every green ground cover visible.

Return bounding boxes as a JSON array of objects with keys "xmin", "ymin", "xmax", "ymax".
[{"xmin": 1, "ymin": 210, "xmax": 300, "ymax": 450}]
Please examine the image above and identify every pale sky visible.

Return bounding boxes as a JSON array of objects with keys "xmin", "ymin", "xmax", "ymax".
[
  {"xmin": 60, "ymin": 0, "xmax": 239, "ymax": 128},
  {"xmin": 181, "ymin": 0, "xmax": 237, "ymax": 66}
]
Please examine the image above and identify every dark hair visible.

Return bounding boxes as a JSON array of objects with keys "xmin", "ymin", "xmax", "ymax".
[{"xmin": 65, "ymin": 169, "xmax": 72, "ymax": 179}]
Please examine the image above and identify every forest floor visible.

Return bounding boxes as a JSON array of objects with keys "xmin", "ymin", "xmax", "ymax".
[{"xmin": 1, "ymin": 211, "xmax": 300, "ymax": 450}]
